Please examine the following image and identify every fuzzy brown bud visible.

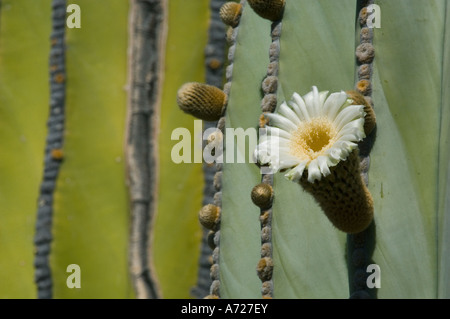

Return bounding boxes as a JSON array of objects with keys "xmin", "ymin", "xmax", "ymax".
[
  {"xmin": 346, "ymin": 90, "xmax": 376, "ymax": 135},
  {"xmin": 198, "ymin": 204, "xmax": 221, "ymax": 230},
  {"xmin": 248, "ymin": 0, "xmax": 285, "ymax": 21},
  {"xmin": 251, "ymin": 183, "xmax": 274, "ymax": 209},
  {"xmin": 177, "ymin": 82, "xmax": 226, "ymax": 121},
  {"xmin": 219, "ymin": 2, "xmax": 242, "ymax": 27}
]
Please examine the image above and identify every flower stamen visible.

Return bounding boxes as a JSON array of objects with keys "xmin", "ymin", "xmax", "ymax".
[{"xmin": 289, "ymin": 117, "xmax": 337, "ymax": 160}]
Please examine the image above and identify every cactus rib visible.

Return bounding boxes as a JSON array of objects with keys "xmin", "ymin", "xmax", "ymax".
[
  {"xmin": 126, "ymin": 0, "xmax": 167, "ymax": 299},
  {"xmin": 191, "ymin": 0, "xmax": 228, "ymax": 300},
  {"xmin": 347, "ymin": 0, "xmax": 378, "ymax": 299},
  {"xmin": 202, "ymin": 0, "xmax": 247, "ymax": 299},
  {"xmin": 252, "ymin": 17, "xmax": 283, "ymax": 298}
]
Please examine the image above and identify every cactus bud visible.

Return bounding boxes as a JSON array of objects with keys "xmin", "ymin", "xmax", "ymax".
[
  {"xmin": 346, "ymin": 90, "xmax": 376, "ymax": 135},
  {"xmin": 177, "ymin": 82, "xmax": 226, "ymax": 121},
  {"xmin": 251, "ymin": 183, "xmax": 274, "ymax": 209},
  {"xmin": 248, "ymin": 0, "xmax": 286, "ymax": 21},
  {"xmin": 198, "ymin": 204, "xmax": 221, "ymax": 230},
  {"xmin": 219, "ymin": 2, "xmax": 242, "ymax": 27}
]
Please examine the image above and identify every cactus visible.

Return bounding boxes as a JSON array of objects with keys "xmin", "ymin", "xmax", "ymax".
[
  {"xmin": 179, "ymin": 0, "xmax": 450, "ymax": 299},
  {"xmin": 0, "ymin": 0, "xmax": 449, "ymax": 300},
  {"xmin": 0, "ymin": 0, "xmax": 209, "ymax": 298}
]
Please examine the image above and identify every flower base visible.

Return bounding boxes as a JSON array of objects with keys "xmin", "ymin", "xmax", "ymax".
[{"xmin": 299, "ymin": 150, "xmax": 374, "ymax": 234}]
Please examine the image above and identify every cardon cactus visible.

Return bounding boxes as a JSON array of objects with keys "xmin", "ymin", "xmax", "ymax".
[
  {"xmin": 0, "ymin": 0, "xmax": 449, "ymax": 300},
  {"xmin": 178, "ymin": 0, "xmax": 450, "ymax": 299}
]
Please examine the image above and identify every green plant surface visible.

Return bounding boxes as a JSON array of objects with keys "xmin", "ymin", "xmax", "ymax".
[
  {"xmin": 0, "ymin": 0, "xmax": 51, "ymax": 298},
  {"xmin": 219, "ymin": 0, "xmax": 355, "ymax": 299},
  {"xmin": 50, "ymin": 0, "xmax": 133, "ymax": 298},
  {"xmin": 438, "ymin": 1, "xmax": 450, "ymax": 299},
  {"xmin": 153, "ymin": 0, "xmax": 210, "ymax": 298},
  {"xmin": 368, "ymin": 0, "xmax": 449, "ymax": 298},
  {"xmin": 220, "ymin": 0, "xmax": 450, "ymax": 299},
  {"xmin": 219, "ymin": 5, "xmax": 272, "ymax": 299},
  {"xmin": 272, "ymin": 0, "xmax": 356, "ymax": 299}
]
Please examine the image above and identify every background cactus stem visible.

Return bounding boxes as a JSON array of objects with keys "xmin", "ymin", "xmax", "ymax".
[
  {"xmin": 191, "ymin": 0, "xmax": 228, "ymax": 300},
  {"xmin": 126, "ymin": 0, "xmax": 167, "ymax": 299},
  {"xmin": 33, "ymin": 0, "xmax": 67, "ymax": 299},
  {"xmin": 346, "ymin": 0, "xmax": 378, "ymax": 299}
]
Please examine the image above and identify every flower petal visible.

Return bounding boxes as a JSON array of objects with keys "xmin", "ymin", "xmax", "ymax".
[
  {"xmin": 312, "ymin": 86, "xmax": 321, "ymax": 114},
  {"xmin": 279, "ymin": 157, "xmax": 302, "ymax": 170},
  {"xmin": 317, "ymin": 155, "xmax": 331, "ymax": 176},
  {"xmin": 291, "ymin": 93, "xmax": 310, "ymax": 121},
  {"xmin": 264, "ymin": 126, "xmax": 292, "ymax": 140},
  {"xmin": 307, "ymin": 159, "xmax": 322, "ymax": 182},
  {"xmin": 323, "ymin": 91, "xmax": 347, "ymax": 120},
  {"xmin": 285, "ymin": 161, "xmax": 307, "ymax": 182},
  {"xmin": 319, "ymin": 90, "xmax": 329, "ymax": 109},
  {"xmin": 303, "ymin": 90, "xmax": 316, "ymax": 118},
  {"xmin": 326, "ymin": 146, "xmax": 346, "ymax": 162},
  {"xmin": 278, "ymin": 102, "xmax": 301, "ymax": 126},
  {"xmin": 342, "ymin": 117, "xmax": 365, "ymax": 130},
  {"xmin": 266, "ymin": 113, "xmax": 298, "ymax": 132},
  {"xmin": 333, "ymin": 104, "xmax": 365, "ymax": 131}
]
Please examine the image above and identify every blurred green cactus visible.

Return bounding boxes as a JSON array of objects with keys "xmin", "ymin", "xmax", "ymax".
[{"xmin": 0, "ymin": 0, "xmax": 449, "ymax": 299}]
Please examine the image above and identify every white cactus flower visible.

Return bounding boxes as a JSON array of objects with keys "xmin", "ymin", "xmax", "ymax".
[{"xmin": 255, "ymin": 86, "xmax": 366, "ymax": 183}]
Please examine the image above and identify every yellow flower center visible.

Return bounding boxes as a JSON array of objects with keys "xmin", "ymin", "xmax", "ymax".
[{"xmin": 289, "ymin": 117, "xmax": 337, "ymax": 160}]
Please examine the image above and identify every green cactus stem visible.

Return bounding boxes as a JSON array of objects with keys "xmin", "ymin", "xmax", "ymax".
[
  {"xmin": 219, "ymin": 0, "xmax": 272, "ymax": 298},
  {"xmin": 249, "ymin": 6, "xmax": 284, "ymax": 297}
]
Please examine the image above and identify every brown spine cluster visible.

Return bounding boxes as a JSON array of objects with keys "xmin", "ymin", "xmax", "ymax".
[{"xmin": 346, "ymin": 90, "xmax": 376, "ymax": 136}]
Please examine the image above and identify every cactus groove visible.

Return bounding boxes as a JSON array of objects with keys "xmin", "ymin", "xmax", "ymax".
[
  {"xmin": 346, "ymin": 0, "xmax": 377, "ymax": 299},
  {"xmin": 251, "ymin": 8, "xmax": 284, "ymax": 298},
  {"xmin": 191, "ymin": 0, "xmax": 227, "ymax": 299},
  {"xmin": 34, "ymin": 0, "xmax": 67, "ymax": 299},
  {"xmin": 203, "ymin": 0, "xmax": 249, "ymax": 298}
]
